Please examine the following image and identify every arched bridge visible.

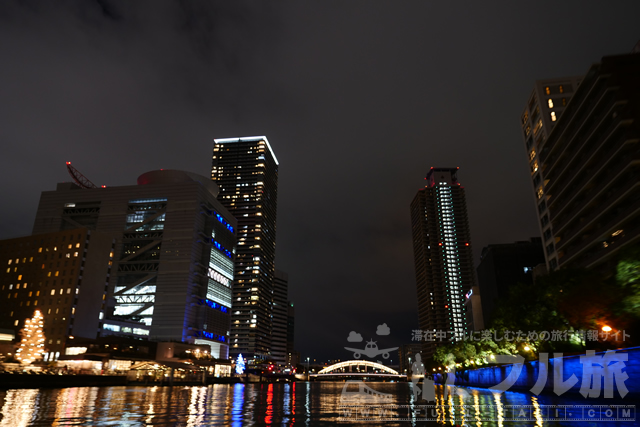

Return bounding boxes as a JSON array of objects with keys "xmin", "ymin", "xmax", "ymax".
[{"xmin": 310, "ymin": 360, "xmax": 406, "ymax": 381}]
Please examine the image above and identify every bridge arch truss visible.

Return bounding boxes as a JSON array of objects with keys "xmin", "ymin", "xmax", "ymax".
[{"xmin": 317, "ymin": 360, "xmax": 399, "ymax": 375}]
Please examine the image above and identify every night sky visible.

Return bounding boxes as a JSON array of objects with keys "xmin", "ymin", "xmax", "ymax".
[{"xmin": 1, "ymin": 1, "xmax": 639, "ymax": 363}]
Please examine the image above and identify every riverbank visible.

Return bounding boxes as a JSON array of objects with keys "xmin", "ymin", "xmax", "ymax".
[
  {"xmin": 0, "ymin": 372, "xmax": 304, "ymax": 389},
  {"xmin": 0, "ymin": 373, "xmax": 127, "ymax": 389},
  {"xmin": 432, "ymin": 346, "xmax": 640, "ymax": 397}
]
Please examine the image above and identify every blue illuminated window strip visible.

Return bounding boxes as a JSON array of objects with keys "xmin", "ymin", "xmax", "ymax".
[
  {"xmin": 199, "ymin": 298, "xmax": 229, "ymax": 313},
  {"xmin": 194, "ymin": 330, "xmax": 226, "ymax": 343},
  {"xmin": 129, "ymin": 198, "xmax": 168, "ymax": 203},
  {"xmin": 212, "ymin": 240, "xmax": 233, "ymax": 258},
  {"xmin": 215, "ymin": 212, "xmax": 234, "ymax": 234}
]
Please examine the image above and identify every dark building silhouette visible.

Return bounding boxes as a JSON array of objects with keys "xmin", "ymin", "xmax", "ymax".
[
  {"xmin": 286, "ymin": 301, "xmax": 298, "ymax": 367},
  {"xmin": 522, "ymin": 48, "xmax": 640, "ymax": 271},
  {"xmin": 476, "ymin": 238, "xmax": 545, "ymax": 325},
  {"xmin": 212, "ymin": 136, "xmax": 279, "ymax": 361},
  {"xmin": 398, "ymin": 343, "xmax": 423, "ymax": 375},
  {"xmin": 271, "ymin": 269, "xmax": 289, "ymax": 364},
  {"xmin": 410, "ymin": 167, "xmax": 475, "ymax": 357}
]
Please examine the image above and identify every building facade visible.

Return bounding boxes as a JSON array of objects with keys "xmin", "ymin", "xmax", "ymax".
[
  {"xmin": 271, "ymin": 269, "xmax": 289, "ymax": 364},
  {"xmin": 521, "ymin": 76, "xmax": 582, "ymax": 270},
  {"xmin": 211, "ymin": 136, "xmax": 279, "ymax": 361},
  {"xmin": 286, "ymin": 301, "xmax": 297, "ymax": 367},
  {"xmin": 0, "ymin": 228, "xmax": 114, "ymax": 360},
  {"xmin": 475, "ymin": 238, "xmax": 545, "ymax": 325},
  {"xmin": 522, "ymin": 51, "xmax": 640, "ymax": 270},
  {"xmin": 32, "ymin": 170, "xmax": 237, "ymax": 358},
  {"xmin": 410, "ymin": 168, "xmax": 475, "ymax": 357}
]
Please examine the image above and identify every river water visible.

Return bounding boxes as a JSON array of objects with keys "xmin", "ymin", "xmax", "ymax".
[{"xmin": 0, "ymin": 382, "xmax": 636, "ymax": 426}]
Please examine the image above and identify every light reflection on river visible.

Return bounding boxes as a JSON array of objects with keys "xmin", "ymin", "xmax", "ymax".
[{"xmin": 0, "ymin": 382, "xmax": 636, "ymax": 426}]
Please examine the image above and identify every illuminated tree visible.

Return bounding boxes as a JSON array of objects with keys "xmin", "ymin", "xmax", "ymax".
[
  {"xmin": 15, "ymin": 310, "xmax": 46, "ymax": 364},
  {"xmin": 235, "ymin": 354, "xmax": 245, "ymax": 375}
]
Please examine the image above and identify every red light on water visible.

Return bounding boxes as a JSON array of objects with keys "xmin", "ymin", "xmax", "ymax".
[
  {"xmin": 66, "ymin": 162, "xmax": 71, "ymax": 165},
  {"xmin": 101, "ymin": 185, "xmax": 106, "ymax": 188},
  {"xmin": 465, "ymin": 243, "xmax": 469, "ymax": 246}
]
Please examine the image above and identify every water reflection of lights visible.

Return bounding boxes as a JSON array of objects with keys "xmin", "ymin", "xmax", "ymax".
[
  {"xmin": 458, "ymin": 393, "xmax": 466, "ymax": 426},
  {"xmin": 291, "ymin": 381, "xmax": 296, "ymax": 425},
  {"xmin": 282, "ymin": 383, "xmax": 291, "ymax": 424},
  {"xmin": 305, "ymin": 382, "xmax": 311, "ymax": 424},
  {"xmin": 186, "ymin": 386, "xmax": 207, "ymax": 427},
  {"xmin": 264, "ymin": 383, "xmax": 273, "ymax": 424},
  {"xmin": 0, "ymin": 389, "xmax": 39, "ymax": 427},
  {"xmin": 493, "ymin": 392, "xmax": 504, "ymax": 427},
  {"xmin": 145, "ymin": 385, "xmax": 158, "ymax": 425},
  {"xmin": 472, "ymin": 392, "xmax": 481, "ymax": 427},
  {"xmin": 54, "ymin": 387, "xmax": 93, "ymax": 425},
  {"xmin": 531, "ymin": 396, "xmax": 543, "ymax": 427},
  {"xmin": 231, "ymin": 383, "xmax": 245, "ymax": 427}
]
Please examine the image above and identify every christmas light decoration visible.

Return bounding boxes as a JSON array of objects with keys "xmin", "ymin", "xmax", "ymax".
[
  {"xmin": 235, "ymin": 354, "xmax": 245, "ymax": 375},
  {"xmin": 15, "ymin": 310, "xmax": 46, "ymax": 365}
]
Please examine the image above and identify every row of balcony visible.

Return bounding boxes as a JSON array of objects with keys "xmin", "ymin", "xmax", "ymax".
[
  {"xmin": 565, "ymin": 209, "xmax": 640, "ymax": 269},
  {"xmin": 544, "ymin": 97, "xmax": 621, "ymax": 197},
  {"xmin": 550, "ymin": 146, "xmax": 638, "ymax": 232},
  {"xmin": 558, "ymin": 186, "xmax": 640, "ymax": 265},
  {"xmin": 543, "ymin": 89, "xmax": 617, "ymax": 184},
  {"xmin": 539, "ymin": 69, "xmax": 605, "ymax": 160},
  {"xmin": 557, "ymin": 173, "xmax": 639, "ymax": 248}
]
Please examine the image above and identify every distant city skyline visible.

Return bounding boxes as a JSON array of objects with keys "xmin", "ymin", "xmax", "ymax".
[{"xmin": 0, "ymin": 1, "xmax": 639, "ymax": 360}]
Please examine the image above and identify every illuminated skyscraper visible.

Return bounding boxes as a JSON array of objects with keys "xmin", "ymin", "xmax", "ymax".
[
  {"xmin": 212, "ymin": 136, "xmax": 279, "ymax": 361},
  {"xmin": 410, "ymin": 167, "xmax": 475, "ymax": 357}
]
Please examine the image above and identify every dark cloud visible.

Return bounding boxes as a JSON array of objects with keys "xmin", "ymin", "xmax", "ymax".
[{"xmin": 1, "ymin": 0, "xmax": 640, "ymax": 361}]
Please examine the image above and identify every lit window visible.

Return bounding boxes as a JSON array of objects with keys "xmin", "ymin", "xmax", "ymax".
[
  {"xmin": 550, "ymin": 112, "xmax": 557, "ymax": 121},
  {"xmin": 529, "ymin": 149, "xmax": 536, "ymax": 161},
  {"xmin": 545, "ymin": 86, "xmax": 550, "ymax": 95},
  {"xmin": 537, "ymin": 187, "xmax": 544, "ymax": 199},
  {"xmin": 533, "ymin": 119, "xmax": 543, "ymax": 136},
  {"xmin": 559, "ymin": 85, "xmax": 564, "ymax": 94},
  {"xmin": 548, "ymin": 99, "xmax": 554, "ymax": 108}
]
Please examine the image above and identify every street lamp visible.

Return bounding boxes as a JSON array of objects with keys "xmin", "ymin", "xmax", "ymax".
[{"xmin": 306, "ymin": 357, "xmax": 310, "ymax": 381}]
